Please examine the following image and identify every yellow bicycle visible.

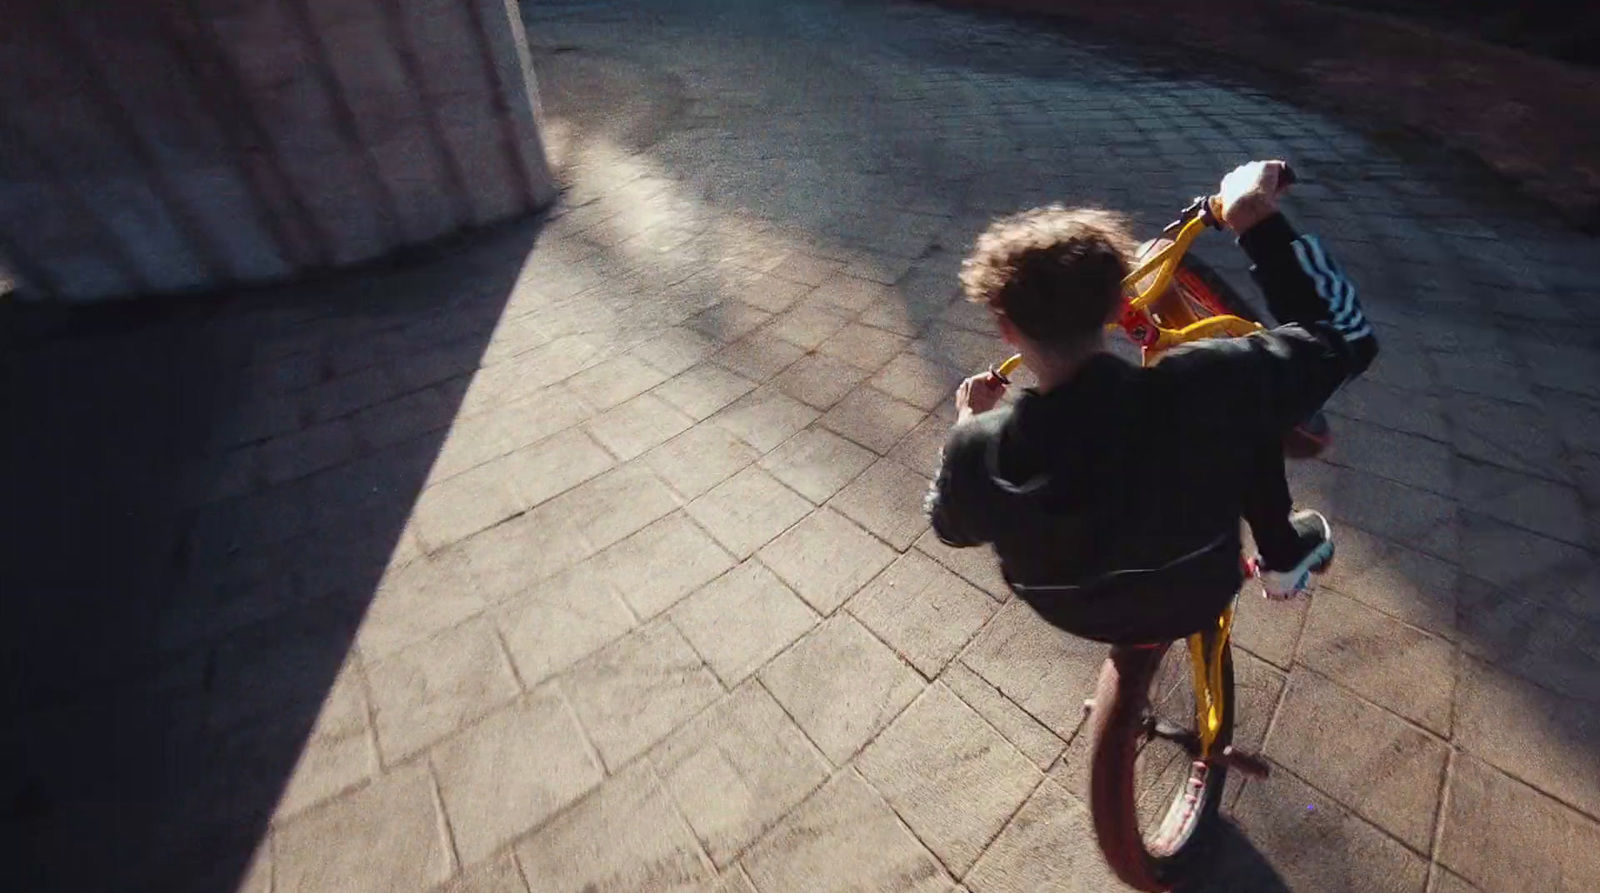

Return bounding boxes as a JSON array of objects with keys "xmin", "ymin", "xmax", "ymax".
[{"xmin": 994, "ymin": 176, "xmax": 1314, "ymax": 891}]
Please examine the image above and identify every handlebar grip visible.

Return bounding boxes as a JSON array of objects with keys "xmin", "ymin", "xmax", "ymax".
[
  {"xmin": 1277, "ymin": 164, "xmax": 1298, "ymax": 191},
  {"xmin": 1206, "ymin": 163, "xmax": 1297, "ymax": 229}
]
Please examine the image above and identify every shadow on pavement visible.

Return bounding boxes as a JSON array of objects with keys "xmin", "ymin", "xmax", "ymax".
[
  {"xmin": 2, "ymin": 217, "xmax": 547, "ymax": 892},
  {"xmin": 529, "ymin": 2, "xmax": 1600, "ymax": 889},
  {"xmin": 1180, "ymin": 821, "xmax": 1293, "ymax": 893}
]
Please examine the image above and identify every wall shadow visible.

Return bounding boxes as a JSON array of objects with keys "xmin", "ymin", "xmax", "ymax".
[{"xmin": 2, "ymin": 216, "xmax": 549, "ymax": 893}]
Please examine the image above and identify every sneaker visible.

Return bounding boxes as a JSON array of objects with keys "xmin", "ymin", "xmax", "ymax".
[{"xmin": 1250, "ymin": 509, "xmax": 1334, "ymax": 600}]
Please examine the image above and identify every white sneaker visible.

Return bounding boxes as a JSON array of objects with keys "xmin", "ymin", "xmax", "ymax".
[{"xmin": 1250, "ymin": 510, "xmax": 1334, "ymax": 600}]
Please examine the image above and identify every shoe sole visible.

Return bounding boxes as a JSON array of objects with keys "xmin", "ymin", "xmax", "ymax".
[
  {"xmin": 1308, "ymin": 539, "xmax": 1335, "ymax": 574},
  {"xmin": 1304, "ymin": 513, "xmax": 1335, "ymax": 574}
]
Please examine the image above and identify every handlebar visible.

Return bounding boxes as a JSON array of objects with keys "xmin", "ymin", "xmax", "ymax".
[
  {"xmin": 1202, "ymin": 163, "xmax": 1297, "ymax": 229},
  {"xmin": 988, "ymin": 163, "xmax": 1297, "ymax": 384}
]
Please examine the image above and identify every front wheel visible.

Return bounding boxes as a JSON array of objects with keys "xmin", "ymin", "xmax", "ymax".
[{"xmin": 1088, "ymin": 639, "xmax": 1235, "ymax": 891}]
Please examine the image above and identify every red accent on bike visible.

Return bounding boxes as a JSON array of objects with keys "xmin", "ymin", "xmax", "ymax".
[
  {"xmin": 1118, "ymin": 305, "xmax": 1160, "ymax": 348},
  {"xmin": 1283, "ymin": 421, "xmax": 1331, "ymax": 459}
]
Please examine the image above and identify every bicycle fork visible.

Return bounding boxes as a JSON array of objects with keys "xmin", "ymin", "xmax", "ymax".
[{"xmin": 1185, "ymin": 607, "xmax": 1271, "ymax": 779}]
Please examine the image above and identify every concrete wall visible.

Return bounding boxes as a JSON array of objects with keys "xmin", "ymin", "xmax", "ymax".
[{"xmin": 0, "ymin": 0, "xmax": 557, "ymax": 302}]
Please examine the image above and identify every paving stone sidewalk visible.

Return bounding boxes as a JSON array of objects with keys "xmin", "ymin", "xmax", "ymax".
[{"xmin": 7, "ymin": 1, "xmax": 1600, "ymax": 892}]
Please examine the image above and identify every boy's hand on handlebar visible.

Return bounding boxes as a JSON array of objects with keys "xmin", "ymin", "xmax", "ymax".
[
  {"xmin": 956, "ymin": 371, "xmax": 1007, "ymax": 423},
  {"xmin": 1218, "ymin": 160, "xmax": 1291, "ymax": 233}
]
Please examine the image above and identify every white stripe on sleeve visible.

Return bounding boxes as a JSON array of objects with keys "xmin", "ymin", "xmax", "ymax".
[{"xmin": 1295, "ymin": 235, "xmax": 1369, "ymax": 340}]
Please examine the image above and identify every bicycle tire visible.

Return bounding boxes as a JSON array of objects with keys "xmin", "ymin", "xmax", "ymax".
[{"xmin": 1088, "ymin": 639, "xmax": 1235, "ymax": 892}]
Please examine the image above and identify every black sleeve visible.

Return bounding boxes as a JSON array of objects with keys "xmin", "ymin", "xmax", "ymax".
[
  {"xmin": 1156, "ymin": 323, "xmax": 1366, "ymax": 438},
  {"xmin": 1155, "ymin": 213, "xmax": 1378, "ymax": 437},
  {"xmin": 1238, "ymin": 212, "xmax": 1379, "ymax": 373},
  {"xmin": 924, "ymin": 416, "xmax": 997, "ymax": 549}
]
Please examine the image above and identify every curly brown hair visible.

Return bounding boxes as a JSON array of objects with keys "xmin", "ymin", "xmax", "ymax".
[{"xmin": 959, "ymin": 206, "xmax": 1136, "ymax": 348}]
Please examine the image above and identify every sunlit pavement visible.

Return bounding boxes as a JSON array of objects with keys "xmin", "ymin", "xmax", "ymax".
[{"xmin": 8, "ymin": 1, "xmax": 1600, "ymax": 892}]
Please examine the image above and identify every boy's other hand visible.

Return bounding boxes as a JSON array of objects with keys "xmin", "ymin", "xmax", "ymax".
[
  {"xmin": 956, "ymin": 372, "xmax": 1007, "ymax": 422},
  {"xmin": 1218, "ymin": 160, "xmax": 1290, "ymax": 233}
]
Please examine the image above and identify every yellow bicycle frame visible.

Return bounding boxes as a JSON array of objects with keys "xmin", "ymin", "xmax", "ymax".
[
  {"xmin": 1130, "ymin": 211, "xmax": 1243, "ymax": 756},
  {"xmin": 994, "ymin": 204, "xmax": 1249, "ymax": 759},
  {"xmin": 995, "ymin": 209, "xmax": 1263, "ymax": 377},
  {"xmin": 1187, "ymin": 605, "xmax": 1235, "ymax": 757},
  {"xmin": 1124, "ymin": 213, "xmax": 1211, "ymax": 313},
  {"xmin": 1124, "ymin": 212, "xmax": 1265, "ymax": 356}
]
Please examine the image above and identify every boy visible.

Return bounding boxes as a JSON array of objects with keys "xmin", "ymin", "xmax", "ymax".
[{"xmin": 926, "ymin": 161, "xmax": 1376, "ymax": 640}]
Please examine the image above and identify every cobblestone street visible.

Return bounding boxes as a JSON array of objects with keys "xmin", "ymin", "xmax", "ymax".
[{"xmin": 8, "ymin": 1, "xmax": 1600, "ymax": 892}]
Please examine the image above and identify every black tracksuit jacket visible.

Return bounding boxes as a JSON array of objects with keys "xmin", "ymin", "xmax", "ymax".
[{"xmin": 924, "ymin": 213, "xmax": 1378, "ymax": 642}]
